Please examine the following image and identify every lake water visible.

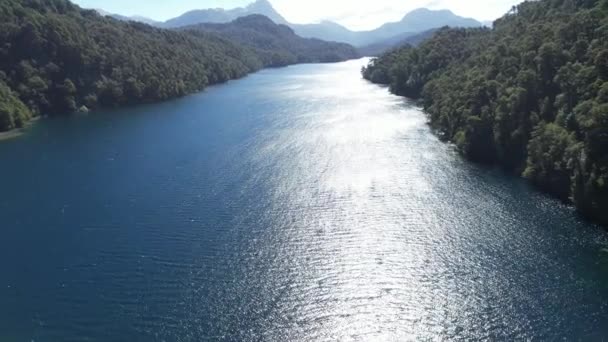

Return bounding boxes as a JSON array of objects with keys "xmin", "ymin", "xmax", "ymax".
[{"xmin": 1, "ymin": 59, "xmax": 608, "ymax": 341}]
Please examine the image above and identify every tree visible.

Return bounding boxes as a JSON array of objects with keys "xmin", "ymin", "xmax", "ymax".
[
  {"xmin": 0, "ymin": 0, "xmax": 357, "ymax": 131},
  {"xmin": 362, "ymin": 0, "xmax": 608, "ymax": 224}
]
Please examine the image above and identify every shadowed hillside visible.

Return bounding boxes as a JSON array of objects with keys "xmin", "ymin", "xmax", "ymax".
[{"xmin": 183, "ymin": 15, "xmax": 359, "ymax": 66}]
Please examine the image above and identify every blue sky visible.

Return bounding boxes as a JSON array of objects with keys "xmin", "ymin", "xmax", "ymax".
[{"xmin": 72, "ymin": 0, "xmax": 523, "ymax": 30}]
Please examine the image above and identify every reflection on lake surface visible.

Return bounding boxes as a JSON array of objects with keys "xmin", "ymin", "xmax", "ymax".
[{"xmin": 1, "ymin": 59, "xmax": 607, "ymax": 341}]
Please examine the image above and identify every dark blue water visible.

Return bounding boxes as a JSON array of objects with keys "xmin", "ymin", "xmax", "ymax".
[{"xmin": 1, "ymin": 59, "xmax": 608, "ymax": 341}]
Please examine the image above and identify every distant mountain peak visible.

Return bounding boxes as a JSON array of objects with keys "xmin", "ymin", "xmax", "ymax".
[
  {"xmin": 382, "ymin": 8, "xmax": 482, "ymax": 35},
  {"xmin": 246, "ymin": 0, "xmax": 274, "ymax": 9},
  {"xmin": 108, "ymin": 2, "xmax": 482, "ymax": 49},
  {"xmin": 408, "ymin": 8, "xmax": 434, "ymax": 13},
  {"xmin": 244, "ymin": 0, "xmax": 287, "ymax": 24},
  {"xmin": 233, "ymin": 13, "xmax": 276, "ymax": 26},
  {"xmin": 402, "ymin": 8, "xmax": 460, "ymax": 20},
  {"xmin": 94, "ymin": 9, "xmax": 158, "ymax": 25},
  {"xmin": 162, "ymin": 0, "xmax": 287, "ymax": 28},
  {"xmin": 179, "ymin": 14, "xmax": 358, "ymax": 66}
]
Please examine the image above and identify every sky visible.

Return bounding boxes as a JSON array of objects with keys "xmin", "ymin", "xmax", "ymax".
[{"xmin": 72, "ymin": 0, "xmax": 524, "ymax": 30}]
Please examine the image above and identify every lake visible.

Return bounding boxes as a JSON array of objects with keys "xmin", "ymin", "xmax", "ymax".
[{"xmin": 1, "ymin": 59, "xmax": 608, "ymax": 341}]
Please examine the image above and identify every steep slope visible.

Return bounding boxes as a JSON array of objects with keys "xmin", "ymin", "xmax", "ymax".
[
  {"xmin": 348, "ymin": 9, "xmax": 479, "ymax": 56},
  {"xmin": 110, "ymin": 14, "xmax": 159, "ymax": 26},
  {"xmin": 183, "ymin": 15, "xmax": 359, "ymax": 66},
  {"xmin": 363, "ymin": 0, "xmax": 608, "ymax": 224},
  {"xmin": 244, "ymin": 0, "xmax": 288, "ymax": 24},
  {"xmin": 367, "ymin": 8, "xmax": 481, "ymax": 41},
  {"xmin": 358, "ymin": 29, "xmax": 438, "ymax": 56},
  {"xmin": 0, "ymin": 0, "xmax": 355, "ymax": 133},
  {"xmin": 273, "ymin": 7, "xmax": 482, "ymax": 46},
  {"xmin": 163, "ymin": 0, "xmax": 288, "ymax": 28},
  {"xmin": 155, "ymin": 1, "xmax": 482, "ymax": 47},
  {"xmin": 95, "ymin": 8, "xmax": 160, "ymax": 26},
  {"xmin": 290, "ymin": 21, "xmax": 358, "ymax": 44},
  {"xmin": 95, "ymin": 9, "xmax": 160, "ymax": 25}
]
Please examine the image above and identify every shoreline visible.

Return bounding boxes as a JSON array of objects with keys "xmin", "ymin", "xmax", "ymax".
[
  {"xmin": 361, "ymin": 73, "xmax": 608, "ymax": 228},
  {"xmin": 0, "ymin": 129, "xmax": 24, "ymax": 141},
  {"xmin": 0, "ymin": 58, "xmax": 363, "ymax": 143},
  {"xmin": 0, "ymin": 116, "xmax": 41, "ymax": 141}
]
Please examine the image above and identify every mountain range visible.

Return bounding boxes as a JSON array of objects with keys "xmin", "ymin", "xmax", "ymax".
[
  {"xmin": 358, "ymin": 29, "xmax": 439, "ymax": 56},
  {"xmin": 0, "ymin": 0, "xmax": 358, "ymax": 132},
  {"xmin": 182, "ymin": 15, "xmax": 358, "ymax": 66},
  {"xmin": 292, "ymin": 8, "xmax": 481, "ymax": 46},
  {"xmin": 97, "ymin": 0, "xmax": 483, "ymax": 48},
  {"xmin": 163, "ymin": 0, "xmax": 289, "ymax": 28},
  {"xmin": 94, "ymin": 8, "xmax": 159, "ymax": 25}
]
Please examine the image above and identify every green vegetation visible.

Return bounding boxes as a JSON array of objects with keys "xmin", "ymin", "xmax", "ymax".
[
  {"xmin": 0, "ymin": 81, "xmax": 32, "ymax": 131},
  {"xmin": 183, "ymin": 15, "xmax": 359, "ymax": 67},
  {"xmin": 363, "ymin": 0, "xmax": 608, "ymax": 224},
  {"xmin": 0, "ymin": 0, "xmax": 356, "ymax": 132}
]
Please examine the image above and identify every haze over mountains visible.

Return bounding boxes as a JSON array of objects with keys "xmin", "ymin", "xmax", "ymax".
[
  {"xmin": 182, "ymin": 15, "xmax": 358, "ymax": 66},
  {"xmin": 357, "ymin": 29, "xmax": 439, "ymax": 56},
  {"xmin": 98, "ymin": 0, "xmax": 483, "ymax": 47},
  {"xmin": 94, "ymin": 8, "xmax": 159, "ymax": 25},
  {"xmin": 163, "ymin": 0, "xmax": 289, "ymax": 28}
]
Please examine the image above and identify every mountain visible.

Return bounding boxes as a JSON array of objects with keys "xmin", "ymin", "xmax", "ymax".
[
  {"xmin": 362, "ymin": 0, "xmax": 608, "ymax": 224},
  {"xmin": 358, "ymin": 29, "xmax": 438, "ymax": 56},
  {"xmin": 162, "ymin": 0, "xmax": 288, "ymax": 28},
  {"xmin": 0, "ymin": 0, "xmax": 356, "ymax": 133},
  {"xmin": 94, "ymin": 1, "xmax": 483, "ymax": 47},
  {"xmin": 166, "ymin": 4, "xmax": 482, "ymax": 47},
  {"xmin": 95, "ymin": 9, "xmax": 159, "ymax": 25},
  {"xmin": 182, "ymin": 15, "xmax": 358, "ymax": 66},
  {"xmin": 365, "ymin": 8, "xmax": 481, "ymax": 42},
  {"xmin": 114, "ymin": 15, "xmax": 159, "ymax": 26},
  {"xmin": 338, "ymin": 8, "xmax": 481, "ymax": 46},
  {"xmin": 290, "ymin": 21, "xmax": 358, "ymax": 45}
]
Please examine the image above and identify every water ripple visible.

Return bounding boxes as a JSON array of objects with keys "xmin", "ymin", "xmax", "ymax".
[{"xmin": 0, "ymin": 60, "xmax": 607, "ymax": 341}]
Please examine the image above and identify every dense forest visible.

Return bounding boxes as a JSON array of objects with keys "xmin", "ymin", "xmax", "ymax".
[
  {"xmin": 182, "ymin": 14, "xmax": 358, "ymax": 67},
  {"xmin": 182, "ymin": 15, "xmax": 359, "ymax": 67},
  {"xmin": 363, "ymin": 0, "xmax": 608, "ymax": 224},
  {"xmin": 0, "ymin": 0, "xmax": 357, "ymax": 132}
]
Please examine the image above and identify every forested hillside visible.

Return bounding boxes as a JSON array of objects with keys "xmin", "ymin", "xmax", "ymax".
[
  {"xmin": 0, "ymin": 0, "xmax": 262, "ymax": 131},
  {"xmin": 0, "ymin": 0, "xmax": 356, "ymax": 133},
  {"xmin": 183, "ymin": 15, "xmax": 358, "ymax": 67},
  {"xmin": 358, "ymin": 29, "xmax": 437, "ymax": 57},
  {"xmin": 363, "ymin": 0, "xmax": 608, "ymax": 224}
]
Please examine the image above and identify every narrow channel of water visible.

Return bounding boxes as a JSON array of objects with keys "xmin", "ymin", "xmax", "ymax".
[{"xmin": 1, "ymin": 59, "xmax": 607, "ymax": 341}]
